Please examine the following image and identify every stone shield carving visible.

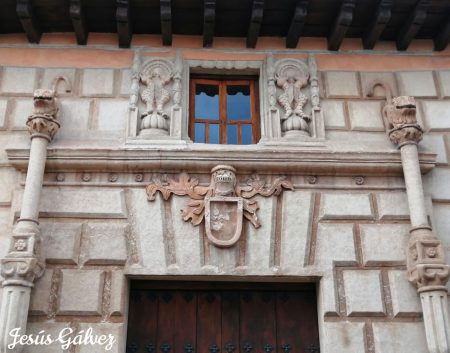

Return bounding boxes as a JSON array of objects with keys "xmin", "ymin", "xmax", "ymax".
[{"xmin": 205, "ymin": 196, "xmax": 243, "ymax": 247}]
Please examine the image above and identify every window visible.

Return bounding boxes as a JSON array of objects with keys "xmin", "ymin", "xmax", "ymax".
[{"xmin": 190, "ymin": 78, "xmax": 260, "ymax": 144}]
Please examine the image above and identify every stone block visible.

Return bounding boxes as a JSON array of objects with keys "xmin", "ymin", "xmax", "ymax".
[
  {"xmin": 280, "ymin": 191, "xmax": 312, "ymax": 269},
  {"xmin": 315, "ymin": 223, "xmax": 357, "ymax": 267},
  {"xmin": 0, "ymin": 99, "xmax": 7, "ymax": 129},
  {"xmin": 343, "ymin": 270, "xmax": 385, "ymax": 316},
  {"xmin": 361, "ymin": 72, "xmax": 398, "ymax": 98},
  {"xmin": 324, "ymin": 72, "xmax": 360, "ymax": 98},
  {"xmin": 39, "ymin": 187, "xmax": 127, "ymax": 219},
  {"xmin": 56, "ymin": 99, "xmax": 91, "ymax": 140},
  {"xmin": 319, "ymin": 193, "xmax": 373, "ymax": 220},
  {"xmin": 0, "ymin": 167, "xmax": 16, "ymax": 204},
  {"xmin": 320, "ymin": 322, "xmax": 365, "ymax": 353},
  {"xmin": 360, "ymin": 224, "xmax": 409, "ymax": 265},
  {"xmin": 110, "ymin": 270, "xmax": 126, "ymax": 315},
  {"xmin": 96, "ymin": 99, "xmax": 128, "ymax": 132},
  {"xmin": 388, "ymin": 270, "xmax": 421, "ymax": 316},
  {"xmin": 318, "ymin": 272, "xmax": 340, "ymax": 316},
  {"xmin": 421, "ymin": 100, "xmax": 450, "ymax": 131},
  {"xmin": 0, "ymin": 67, "xmax": 36, "ymax": 94},
  {"xmin": 376, "ymin": 192, "xmax": 410, "ymax": 219},
  {"xmin": 437, "ymin": 70, "xmax": 450, "ymax": 97},
  {"xmin": 41, "ymin": 222, "xmax": 81, "ymax": 264},
  {"xmin": 81, "ymin": 69, "xmax": 115, "ymax": 97},
  {"xmin": 423, "ymin": 168, "xmax": 450, "ymax": 201},
  {"xmin": 348, "ymin": 100, "xmax": 385, "ymax": 130},
  {"xmin": 84, "ymin": 222, "xmax": 128, "ymax": 265},
  {"xmin": 59, "ymin": 269, "xmax": 104, "ymax": 315},
  {"xmin": 29, "ymin": 269, "xmax": 53, "ymax": 315},
  {"xmin": 0, "ymin": 208, "xmax": 12, "ymax": 258},
  {"xmin": 11, "ymin": 98, "xmax": 33, "ymax": 129},
  {"xmin": 120, "ymin": 69, "xmax": 131, "ymax": 96},
  {"xmin": 41, "ymin": 68, "xmax": 76, "ymax": 96},
  {"xmin": 373, "ymin": 322, "xmax": 428, "ymax": 353},
  {"xmin": 397, "ymin": 71, "xmax": 437, "ymax": 97},
  {"xmin": 77, "ymin": 323, "xmax": 124, "ymax": 353},
  {"xmin": 420, "ymin": 134, "xmax": 448, "ymax": 164},
  {"xmin": 432, "ymin": 202, "xmax": 450, "ymax": 247},
  {"xmin": 23, "ymin": 322, "xmax": 72, "ymax": 353},
  {"xmin": 321, "ymin": 100, "xmax": 347, "ymax": 129}
]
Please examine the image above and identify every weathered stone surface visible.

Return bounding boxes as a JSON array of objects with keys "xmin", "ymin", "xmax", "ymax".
[
  {"xmin": 421, "ymin": 101, "xmax": 450, "ymax": 131},
  {"xmin": 41, "ymin": 68, "xmax": 76, "ymax": 95},
  {"xmin": 58, "ymin": 269, "xmax": 104, "ymax": 315},
  {"xmin": 320, "ymin": 322, "xmax": 366, "ymax": 353},
  {"xmin": 373, "ymin": 322, "xmax": 428, "ymax": 353},
  {"xmin": 77, "ymin": 323, "xmax": 124, "ymax": 353},
  {"xmin": 0, "ymin": 167, "xmax": 16, "ymax": 204},
  {"xmin": 29, "ymin": 269, "xmax": 53, "ymax": 315},
  {"xmin": 432, "ymin": 202, "xmax": 450, "ymax": 247},
  {"xmin": 81, "ymin": 69, "xmax": 115, "ymax": 97},
  {"xmin": 420, "ymin": 134, "xmax": 448, "ymax": 164},
  {"xmin": 388, "ymin": 270, "xmax": 422, "ymax": 316},
  {"xmin": 120, "ymin": 69, "xmax": 131, "ymax": 96},
  {"xmin": 96, "ymin": 99, "xmax": 129, "ymax": 132},
  {"xmin": 424, "ymin": 168, "xmax": 450, "ymax": 201},
  {"xmin": 376, "ymin": 192, "xmax": 410, "ymax": 219},
  {"xmin": 84, "ymin": 222, "xmax": 128, "ymax": 265},
  {"xmin": 319, "ymin": 193, "xmax": 373, "ymax": 220},
  {"xmin": 110, "ymin": 270, "xmax": 126, "ymax": 315},
  {"xmin": 360, "ymin": 224, "xmax": 409, "ymax": 265},
  {"xmin": 437, "ymin": 70, "xmax": 450, "ymax": 98},
  {"xmin": 0, "ymin": 99, "xmax": 7, "ymax": 129},
  {"xmin": 324, "ymin": 72, "xmax": 360, "ymax": 98},
  {"xmin": 0, "ymin": 208, "xmax": 11, "ymax": 259},
  {"xmin": 348, "ymin": 101, "xmax": 385, "ymax": 130},
  {"xmin": 361, "ymin": 72, "xmax": 398, "ymax": 98},
  {"xmin": 23, "ymin": 322, "xmax": 72, "ymax": 353},
  {"xmin": 321, "ymin": 100, "xmax": 347, "ymax": 129},
  {"xmin": 41, "ymin": 222, "xmax": 82, "ymax": 264},
  {"xmin": 0, "ymin": 67, "xmax": 36, "ymax": 94},
  {"xmin": 280, "ymin": 191, "xmax": 312, "ymax": 269},
  {"xmin": 397, "ymin": 71, "xmax": 437, "ymax": 97},
  {"xmin": 56, "ymin": 99, "xmax": 91, "ymax": 140},
  {"xmin": 11, "ymin": 98, "xmax": 33, "ymax": 129},
  {"xmin": 343, "ymin": 270, "xmax": 385, "ymax": 316},
  {"xmin": 39, "ymin": 187, "xmax": 127, "ymax": 218}
]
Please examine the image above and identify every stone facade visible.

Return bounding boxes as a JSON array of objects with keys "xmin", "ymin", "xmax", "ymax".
[{"xmin": 0, "ymin": 38, "xmax": 449, "ymax": 353}]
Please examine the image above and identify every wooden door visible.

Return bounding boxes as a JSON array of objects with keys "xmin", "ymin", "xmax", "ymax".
[{"xmin": 126, "ymin": 282, "xmax": 320, "ymax": 353}]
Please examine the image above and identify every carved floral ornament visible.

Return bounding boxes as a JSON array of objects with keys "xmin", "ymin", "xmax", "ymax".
[{"xmin": 146, "ymin": 165, "xmax": 293, "ymax": 247}]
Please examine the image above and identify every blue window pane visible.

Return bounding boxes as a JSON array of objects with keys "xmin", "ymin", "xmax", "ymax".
[
  {"xmin": 227, "ymin": 85, "xmax": 251, "ymax": 121},
  {"xmin": 195, "ymin": 84, "xmax": 219, "ymax": 120},
  {"xmin": 194, "ymin": 123, "xmax": 205, "ymax": 143},
  {"xmin": 242, "ymin": 124, "xmax": 252, "ymax": 145},
  {"xmin": 209, "ymin": 124, "xmax": 219, "ymax": 144},
  {"xmin": 227, "ymin": 125, "xmax": 237, "ymax": 144}
]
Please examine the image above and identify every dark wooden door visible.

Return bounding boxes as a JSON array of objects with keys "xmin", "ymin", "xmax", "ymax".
[{"xmin": 126, "ymin": 282, "xmax": 320, "ymax": 353}]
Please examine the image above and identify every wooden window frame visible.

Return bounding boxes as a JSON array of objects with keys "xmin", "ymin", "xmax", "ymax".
[{"xmin": 189, "ymin": 78, "xmax": 260, "ymax": 144}]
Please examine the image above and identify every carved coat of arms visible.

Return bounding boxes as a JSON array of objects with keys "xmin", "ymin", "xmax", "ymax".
[{"xmin": 146, "ymin": 165, "xmax": 293, "ymax": 247}]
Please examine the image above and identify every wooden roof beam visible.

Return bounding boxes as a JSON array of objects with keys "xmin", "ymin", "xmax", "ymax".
[
  {"xmin": 286, "ymin": 0, "xmax": 308, "ymax": 49},
  {"xmin": 247, "ymin": 0, "xmax": 264, "ymax": 48},
  {"xmin": 160, "ymin": 0, "xmax": 172, "ymax": 46},
  {"xmin": 117, "ymin": 0, "xmax": 132, "ymax": 48},
  {"xmin": 70, "ymin": 0, "xmax": 88, "ymax": 45},
  {"xmin": 396, "ymin": 0, "xmax": 430, "ymax": 51},
  {"xmin": 203, "ymin": 0, "xmax": 216, "ymax": 47},
  {"xmin": 328, "ymin": 0, "xmax": 355, "ymax": 51},
  {"xmin": 434, "ymin": 19, "xmax": 450, "ymax": 51},
  {"xmin": 363, "ymin": 0, "xmax": 392, "ymax": 49},
  {"xmin": 16, "ymin": 0, "xmax": 41, "ymax": 43}
]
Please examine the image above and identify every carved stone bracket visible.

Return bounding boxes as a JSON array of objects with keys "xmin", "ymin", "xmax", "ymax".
[{"xmin": 146, "ymin": 165, "xmax": 293, "ymax": 247}]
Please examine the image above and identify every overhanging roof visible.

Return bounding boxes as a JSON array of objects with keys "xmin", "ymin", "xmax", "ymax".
[{"xmin": 1, "ymin": 0, "xmax": 449, "ymax": 51}]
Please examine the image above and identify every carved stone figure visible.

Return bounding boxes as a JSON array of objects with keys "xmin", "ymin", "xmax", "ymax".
[
  {"xmin": 139, "ymin": 59, "xmax": 174, "ymax": 135},
  {"xmin": 274, "ymin": 59, "xmax": 311, "ymax": 135},
  {"xmin": 146, "ymin": 165, "xmax": 293, "ymax": 247}
]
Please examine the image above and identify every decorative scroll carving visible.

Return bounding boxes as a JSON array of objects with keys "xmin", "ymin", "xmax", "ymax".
[
  {"xmin": 26, "ymin": 76, "xmax": 71, "ymax": 141},
  {"xmin": 146, "ymin": 165, "xmax": 293, "ymax": 247}
]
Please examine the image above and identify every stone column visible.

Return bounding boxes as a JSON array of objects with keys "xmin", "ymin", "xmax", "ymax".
[
  {"xmin": 0, "ymin": 85, "xmax": 63, "ymax": 353},
  {"xmin": 386, "ymin": 96, "xmax": 450, "ymax": 353}
]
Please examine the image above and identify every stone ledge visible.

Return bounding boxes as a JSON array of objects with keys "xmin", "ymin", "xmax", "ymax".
[{"xmin": 5, "ymin": 147, "xmax": 436, "ymax": 176}]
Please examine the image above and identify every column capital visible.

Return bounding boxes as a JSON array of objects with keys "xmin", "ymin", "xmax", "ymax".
[{"xmin": 26, "ymin": 88, "xmax": 61, "ymax": 141}]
